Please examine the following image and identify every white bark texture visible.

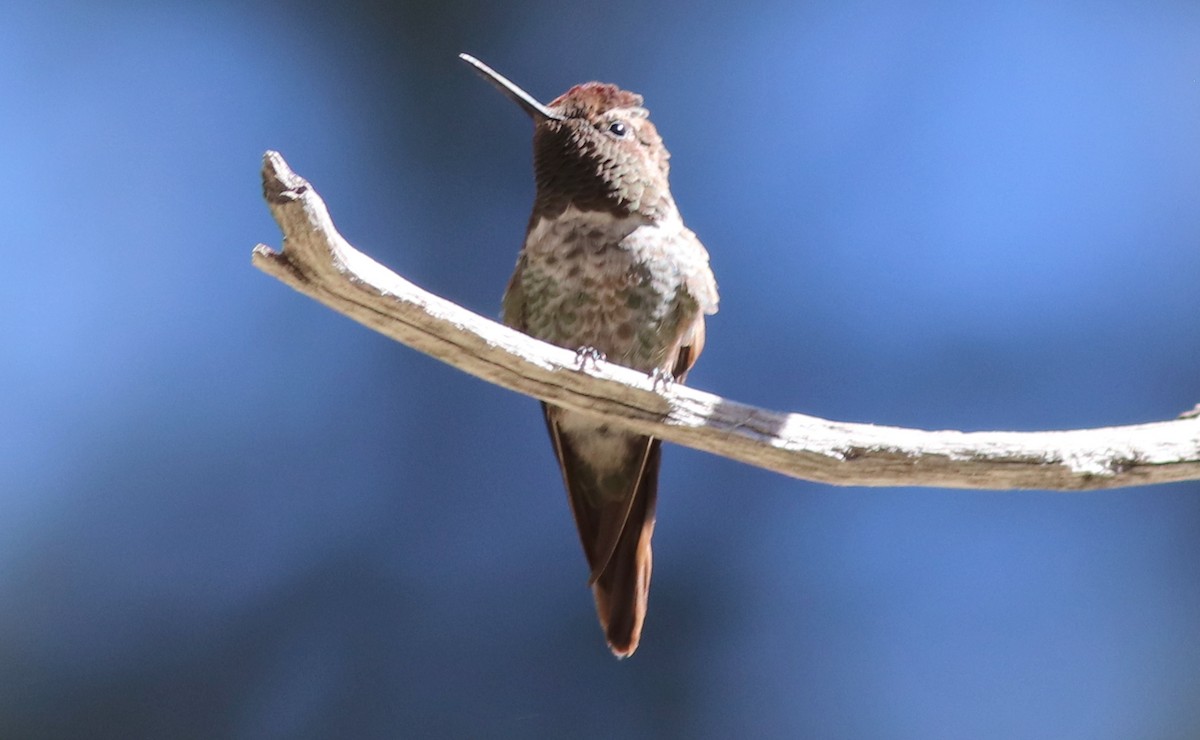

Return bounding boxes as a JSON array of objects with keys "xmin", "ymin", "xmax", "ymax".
[{"xmin": 251, "ymin": 151, "xmax": 1200, "ymax": 491}]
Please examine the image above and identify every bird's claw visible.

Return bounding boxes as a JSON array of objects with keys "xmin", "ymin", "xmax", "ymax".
[
  {"xmin": 649, "ymin": 368, "xmax": 675, "ymax": 392},
  {"xmin": 574, "ymin": 346, "xmax": 607, "ymax": 371}
]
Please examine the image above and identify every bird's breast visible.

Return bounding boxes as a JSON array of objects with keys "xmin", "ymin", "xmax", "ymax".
[{"xmin": 513, "ymin": 206, "xmax": 697, "ymax": 372}]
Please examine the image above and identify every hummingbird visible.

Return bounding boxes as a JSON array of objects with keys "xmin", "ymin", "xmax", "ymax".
[{"xmin": 460, "ymin": 54, "xmax": 718, "ymax": 657}]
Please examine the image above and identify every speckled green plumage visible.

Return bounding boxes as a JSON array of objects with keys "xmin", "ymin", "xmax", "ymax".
[{"xmin": 503, "ymin": 208, "xmax": 709, "ymax": 373}]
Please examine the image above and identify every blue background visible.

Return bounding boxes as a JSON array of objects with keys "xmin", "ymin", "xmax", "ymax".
[{"xmin": 4, "ymin": 1, "xmax": 1200, "ymax": 737}]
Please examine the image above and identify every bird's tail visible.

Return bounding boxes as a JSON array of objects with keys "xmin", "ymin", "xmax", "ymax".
[{"xmin": 591, "ymin": 440, "xmax": 660, "ymax": 658}]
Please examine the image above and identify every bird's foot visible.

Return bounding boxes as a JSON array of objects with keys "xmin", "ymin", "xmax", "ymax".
[
  {"xmin": 649, "ymin": 368, "xmax": 675, "ymax": 392},
  {"xmin": 574, "ymin": 346, "xmax": 607, "ymax": 371}
]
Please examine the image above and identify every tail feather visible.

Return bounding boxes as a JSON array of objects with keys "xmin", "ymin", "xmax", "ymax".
[
  {"xmin": 592, "ymin": 440, "xmax": 659, "ymax": 657},
  {"xmin": 543, "ymin": 404, "xmax": 661, "ymax": 657}
]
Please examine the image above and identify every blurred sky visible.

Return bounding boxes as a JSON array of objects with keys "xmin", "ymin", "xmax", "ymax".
[{"xmin": 4, "ymin": 1, "xmax": 1200, "ymax": 738}]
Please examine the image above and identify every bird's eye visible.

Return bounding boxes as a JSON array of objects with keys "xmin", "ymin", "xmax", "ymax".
[{"xmin": 607, "ymin": 120, "xmax": 628, "ymax": 138}]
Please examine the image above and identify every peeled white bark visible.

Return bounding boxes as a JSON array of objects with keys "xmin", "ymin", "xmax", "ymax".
[{"xmin": 251, "ymin": 150, "xmax": 1200, "ymax": 491}]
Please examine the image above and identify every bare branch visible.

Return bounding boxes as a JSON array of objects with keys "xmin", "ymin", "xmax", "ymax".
[{"xmin": 251, "ymin": 151, "xmax": 1200, "ymax": 491}]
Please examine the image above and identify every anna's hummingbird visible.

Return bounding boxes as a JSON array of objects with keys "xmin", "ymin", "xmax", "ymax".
[{"xmin": 461, "ymin": 54, "xmax": 718, "ymax": 657}]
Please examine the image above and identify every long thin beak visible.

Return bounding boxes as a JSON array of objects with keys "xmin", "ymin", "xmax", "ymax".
[{"xmin": 459, "ymin": 53, "xmax": 563, "ymax": 122}]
